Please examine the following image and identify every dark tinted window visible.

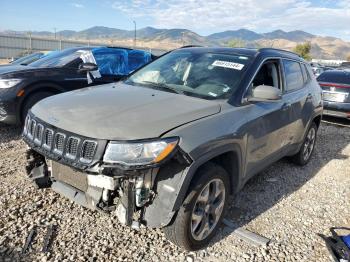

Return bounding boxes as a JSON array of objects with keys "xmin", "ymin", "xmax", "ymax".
[
  {"xmin": 283, "ymin": 60, "xmax": 304, "ymax": 91},
  {"xmin": 317, "ymin": 71, "xmax": 350, "ymax": 85}
]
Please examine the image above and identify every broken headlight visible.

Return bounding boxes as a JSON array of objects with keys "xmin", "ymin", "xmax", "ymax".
[{"xmin": 103, "ymin": 137, "xmax": 179, "ymax": 167}]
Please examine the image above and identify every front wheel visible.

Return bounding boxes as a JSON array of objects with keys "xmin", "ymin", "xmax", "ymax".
[
  {"xmin": 291, "ymin": 122, "xmax": 318, "ymax": 165},
  {"xmin": 163, "ymin": 162, "xmax": 229, "ymax": 251}
]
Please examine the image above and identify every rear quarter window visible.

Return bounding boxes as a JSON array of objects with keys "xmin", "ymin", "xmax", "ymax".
[{"xmin": 283, "ymin": 60, "xmax": 304, "ymax": 91}]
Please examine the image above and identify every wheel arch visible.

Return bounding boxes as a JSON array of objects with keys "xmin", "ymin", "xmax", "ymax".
[
  {"xmin": 143, "ymin": 143, "xmax": 244, "ymax": 228},
  {"xmin": 174, "ymin": 144, "xmax": 243, "ymax": 211},
  {"xmin": 18, "ymin": 81, "xmax": 64, "ymax": 120}
]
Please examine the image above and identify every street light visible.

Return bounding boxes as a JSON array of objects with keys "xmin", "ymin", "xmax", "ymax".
[{"xmin": 133, "ymin": 21, "xmax": 136, "ymax": 47}]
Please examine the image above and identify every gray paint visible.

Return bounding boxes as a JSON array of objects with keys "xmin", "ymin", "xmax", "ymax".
[
  {"xmin": 31, "ymin": 82, "xmax": 221, "ymax": 140},
  {"xmin": 27, "ymin": 47, "xmax": 323, "ymax": 228}
]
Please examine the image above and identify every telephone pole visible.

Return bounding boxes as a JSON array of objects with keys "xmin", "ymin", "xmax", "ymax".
[{"xmin": 133, "ymin": 21, "xmax": 136, "ymax": 47}]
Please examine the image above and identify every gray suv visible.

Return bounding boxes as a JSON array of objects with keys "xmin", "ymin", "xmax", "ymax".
[{"xmin": 23, "ymin": 47, "xmax": 323, "ymax": 250}]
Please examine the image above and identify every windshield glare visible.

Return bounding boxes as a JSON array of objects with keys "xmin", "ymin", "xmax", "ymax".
[
  {"xmin": 29, "ymin": 49, "xmax": 83, "ymax": 68},
  {"xmin": 127, "ymin": 50, "xmax": 251, "ymax": 99}
]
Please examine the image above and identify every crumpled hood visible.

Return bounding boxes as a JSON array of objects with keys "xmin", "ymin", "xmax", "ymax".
[{"xmin": 31, "ymin": 82, "xmax": 221, "ymax": 140}]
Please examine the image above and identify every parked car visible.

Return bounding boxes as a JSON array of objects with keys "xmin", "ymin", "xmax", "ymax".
[
  {"xmin": 317, "ymin": 70, "xmax": 350, "ymax": 119},
  {"xmin": 0, "ymin": 46, "xmax": 153, "ymax": 125},
  {"xmin": 23, "ymin": 47, "xmax": 322, "ymax": 250}
]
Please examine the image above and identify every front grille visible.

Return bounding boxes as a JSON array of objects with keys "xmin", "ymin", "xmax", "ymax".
[
  {"xmin": 43, "ymin": 129, "xmax": 54, "ymax": 150},
  {"xmin": 28, "ymin": 119, "xmax": 36, "ymax": 139},
  {"xmin": 34, "ymin": 124, "xmax": 44, "ymax": 145},
  {"xmin": 23, "ymin": 114, "xmax": 101, "ymax": 167},
  {"xmin": 66, "ymin": 137, "xmax": 80, "ymax": 159},
  {"xmin": 81, "ymin": 141, "xmax": 97, "ymax": 163},
  {"xmin": 54, "ymin": 133, "xmax": 66, "ymax": 154}
]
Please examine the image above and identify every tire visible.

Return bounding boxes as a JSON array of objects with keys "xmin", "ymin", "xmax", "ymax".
[
  {"xmin": 21, "ymin": 91, "xmax": 55, "ymax": 124},
  {"xmin": 163, "ymin": 162, "xmax": 230, "ymax": 251},
  {"xmin": 291, "ymin": 122, "xmax": 318, "ymax": 166}
]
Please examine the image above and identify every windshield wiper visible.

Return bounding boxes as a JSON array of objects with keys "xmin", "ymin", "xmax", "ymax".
[{"xmin": 141, "ymin": 81, "xmax": 183, "ymax": 94}]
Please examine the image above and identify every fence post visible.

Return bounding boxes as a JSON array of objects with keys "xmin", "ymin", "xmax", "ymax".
[{"xmin": 29, "ymin": 33, "xmax": 32, "ymax": 52}]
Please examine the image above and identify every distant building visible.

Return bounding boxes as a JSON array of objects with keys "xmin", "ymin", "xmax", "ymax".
[{"xmin": 311, "ymin": 59, "xmax": 346, "ymax": 67}]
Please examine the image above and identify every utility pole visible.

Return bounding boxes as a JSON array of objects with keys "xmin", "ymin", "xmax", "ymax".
[
  {"xmin": 53, "ymin": 27, "xmax": 57, "ymax": 39},
  {"xmin": 133, "ymin": 21, "xmax": 136, "ymax": 47}
]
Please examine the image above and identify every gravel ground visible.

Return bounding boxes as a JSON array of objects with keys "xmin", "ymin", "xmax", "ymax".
[{"xmin": 0, "ymin": 120, "xmax": 349, "ymax": 262}]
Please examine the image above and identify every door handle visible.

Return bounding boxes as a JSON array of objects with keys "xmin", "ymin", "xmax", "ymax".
[{"xmin": 282, "ymin": 102, "xmax": 291, "ymax": 111}]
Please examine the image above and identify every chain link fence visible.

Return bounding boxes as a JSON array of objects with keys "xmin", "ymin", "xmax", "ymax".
[{"xmin": 0, "ymin": 34, "xmax": 166, "ymax": 59}]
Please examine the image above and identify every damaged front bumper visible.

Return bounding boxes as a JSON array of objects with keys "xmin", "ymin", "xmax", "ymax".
[{"xmin": 25, "ymin": 148, "xmax": 190, "ymax": 228}]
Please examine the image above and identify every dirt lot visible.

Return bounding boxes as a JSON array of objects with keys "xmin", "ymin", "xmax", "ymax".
[
  {"xmin": 0, "ymin": 118, "xmax": 349, "ymax": 261},
  {"xmin": 0, "ymin": 59, "xmax": 10, "ymax": 65}
]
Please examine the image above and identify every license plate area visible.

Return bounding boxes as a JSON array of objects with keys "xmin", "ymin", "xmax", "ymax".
[
  {"xmin": 323, "ymin": 91, "xmax": 347, "ymax": 102},
  {"xmin": 51, "ymin": 162, "xmax": 88, "ymax": 192}
]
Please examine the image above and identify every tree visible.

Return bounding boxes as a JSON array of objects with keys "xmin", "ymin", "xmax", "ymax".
[
  {"xmin": 227, "ymin": 38, "xmax": 245, "ymax": 48},
  {"xmin": 293, "ymin": 42, "xmax": 312, "ymax": 60}
]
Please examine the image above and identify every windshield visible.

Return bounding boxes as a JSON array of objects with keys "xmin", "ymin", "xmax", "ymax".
[
  {"xmin": 12, "ymin": 52, "xmax": 44, "ymax": 65},
  {"xmin": 29, "ymin": 48, "xmax": 84, "ymax": 68},
  {"xmin": 126, "ymin": 50, "xmax": 251, "ymax": 99}
]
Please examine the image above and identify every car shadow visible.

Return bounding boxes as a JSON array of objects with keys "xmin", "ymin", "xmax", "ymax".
[
  {"xmin": 211, "ymin": 120, "xmax": 349, "ymax": 247},
  {"xmin": 322, "ymin": 115, "xmax": 350, "ymax": 127}
]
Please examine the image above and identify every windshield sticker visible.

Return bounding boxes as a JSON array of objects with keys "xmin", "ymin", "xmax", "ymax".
[{"xmin": 212, "ymin": 60, "xmax": 244, "ymax": 70}]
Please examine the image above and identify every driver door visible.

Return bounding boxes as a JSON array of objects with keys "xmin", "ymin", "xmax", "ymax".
[{"xmin": 244, "ymin": 59, "xmax": 290, "ymax": 178}]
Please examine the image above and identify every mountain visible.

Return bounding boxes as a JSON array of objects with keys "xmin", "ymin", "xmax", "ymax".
[
  {"xmin": 263, "ymin": 30, "xmax": 315, "ymax": 42},
  {"xmin": 208, "ymin": 29, "xmax": 262, "ymax": 41},
  {"xmin": 3, "ymin": 26, "xmax": 350, "ymax": 59}
]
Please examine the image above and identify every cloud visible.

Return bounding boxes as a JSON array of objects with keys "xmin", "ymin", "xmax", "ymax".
[
  {"xmin": 111, "ymin": 0, "xmax": 350, "ymax": 38},
  {"xmin": 71, "ymin": 3, "xmax": 84, "ymax": 8}
]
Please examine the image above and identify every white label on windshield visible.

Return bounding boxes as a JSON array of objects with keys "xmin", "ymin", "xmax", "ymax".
[{"xmin": 212, "ymin": 60, "xmax": 244, "ymax": 70}]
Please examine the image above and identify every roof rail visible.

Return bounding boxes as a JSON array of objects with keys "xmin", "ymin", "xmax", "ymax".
[
  {"xmin": 179, "ymin": 45, "xmax": 203, "ymax": 49},
  {"xmin": 258, "ymin": 48, "xmax": 300, "ymax": 57}
]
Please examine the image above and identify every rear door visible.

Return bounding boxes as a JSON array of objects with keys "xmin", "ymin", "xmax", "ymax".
[{"xmin": 281, "ymin": 60, "xmax": 314, "ymax": 146}]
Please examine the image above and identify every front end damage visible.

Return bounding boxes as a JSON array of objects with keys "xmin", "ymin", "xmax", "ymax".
[{"xmin": 23, "ymin": 114, "xmax": 192, "ymax": 228}]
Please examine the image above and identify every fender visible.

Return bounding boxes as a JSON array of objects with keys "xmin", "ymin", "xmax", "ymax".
[
  {"xmin": 143, "ymin": 143, "xmax": 243, "ymax": 228},
  {"xmin": 16, "ymin": 81, "xmax": 64, "ymax": 120}
]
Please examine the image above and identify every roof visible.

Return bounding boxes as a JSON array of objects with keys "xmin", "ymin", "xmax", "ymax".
[{"xmin": 177, "ymin": 46, "xmax": 303, "ymax": 61}]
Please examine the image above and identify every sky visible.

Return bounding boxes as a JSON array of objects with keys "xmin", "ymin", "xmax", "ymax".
[{"xmin": 0, "ymin": 0, "xmax": 350, "ymax": 40}]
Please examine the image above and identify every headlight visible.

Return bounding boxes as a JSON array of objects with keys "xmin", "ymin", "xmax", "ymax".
[
  {"xmin": 103, "ymin": 137, "xmax": 179, "ymax": 167},
  {"xmin": 0, "ymin": 79, "xmax": 22, "ymax": 89}
]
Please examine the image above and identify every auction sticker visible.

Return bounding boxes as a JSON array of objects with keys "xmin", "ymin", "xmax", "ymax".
[{"xmin": 212, "ymin": 60, "xmax": 244, "ymax": 70}]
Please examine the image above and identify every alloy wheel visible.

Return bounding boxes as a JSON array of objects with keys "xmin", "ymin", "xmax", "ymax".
[
  {"xmin": 190, "ymin": 178, "xmax": 226, "ymax": 241},
  {"xmin": 302, "ymin": 127, "xmax": 316, "ymax": 161}
]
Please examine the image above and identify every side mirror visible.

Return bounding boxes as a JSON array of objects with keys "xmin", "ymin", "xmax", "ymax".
[
  {"xmin": 248, "ymin": 85, "xmax": 282, "ymax": 102},
  {"xmin": 78, "ymin": 62, "xmax": 98, "ymax": 72}
]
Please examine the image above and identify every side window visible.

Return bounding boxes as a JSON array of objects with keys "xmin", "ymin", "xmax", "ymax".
[
  {"xmin": 283, "ymin": 60, "xmax": 304, "ymax": 91},
  {"xmin": 301, "ymin": 64, "xmax": 309, "ymax": 84},
  {"xmin": 251, "ymin": 61, "xmax": 281, "ymax": 90}
]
